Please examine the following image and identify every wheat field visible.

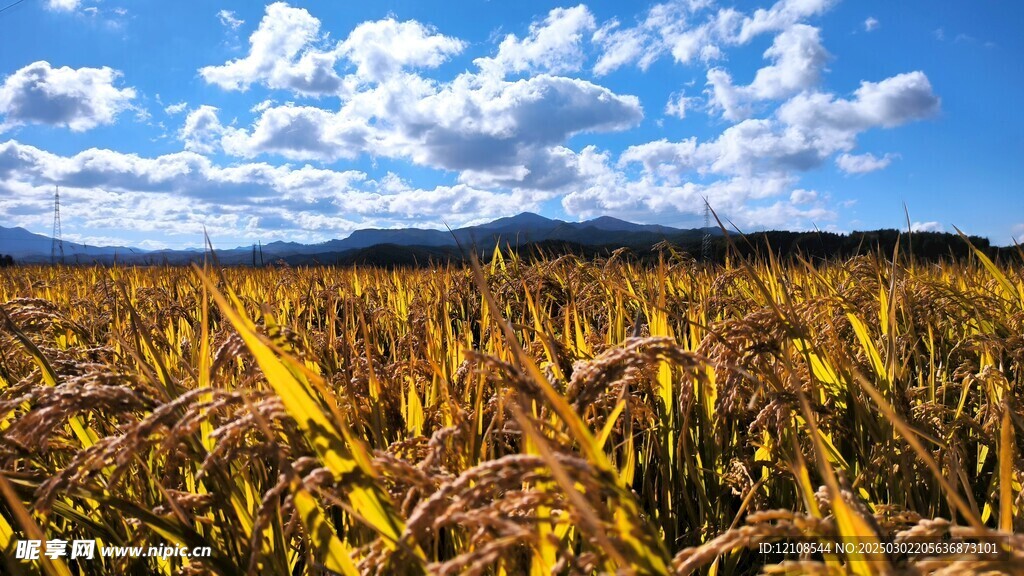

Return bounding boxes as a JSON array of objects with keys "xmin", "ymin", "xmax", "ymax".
[{"xmin": 0, "ymin": 246, "xmax": 1021, "ymax": 575}]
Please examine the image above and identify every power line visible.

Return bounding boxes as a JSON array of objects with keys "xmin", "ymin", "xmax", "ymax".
[{"xmin": 0, "ymin": 0, "xmax": 30, "ymax": 15}]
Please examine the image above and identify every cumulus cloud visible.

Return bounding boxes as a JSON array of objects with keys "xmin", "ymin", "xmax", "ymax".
[
  {"xmin": 200, "ymin": 2, "xmax": 343, "ymax": 95},
  {"xmin": 835, "ymin": 152, "xmax": 895, "ymax": 174},
  {"xmin": 777, "ymin": 72, "xmax": 940, "ymax": 153},
  {"xmin": 221, "ymin": 104, "xmax": 371, "ymax": 161},
  {"xmin": 592, "ymin": 19, "xmax": 649, "ymax": 76},
  {"xmin": 201, "ymin": 4, "xmax": 467, "ymax": 95},
  {"xmin": 220, "ymin": 72, "xmax": 642, "ymax": 190},
  {"xmin": 338, "ymin": 18, "xmax": 464, "ymax": 81},
  {"xmin": 197, "ymin": 5, "xmax": 643, "ymax": 192},
  {"xmin": 179, "ymin": 106, "xmax": 225, "ymax": 154},
  {"xmin": 789, "ymin": 188, "xmax": 817, "ymax": 204},
  {"xmin": 634, "ymin": 72, "xmax": 937, "ymax": 181},
  {"xmin": 618, "ymin": 138, "xmax": 704, "ymax": 183},
  {"xmin": 0, "ymin": 61, "xmax": 137, "ymax": 132},
  {"xmin": 592, "ymin": 3, "xmax": 711, "ymax": 76},
  {"xmin": 593, "ymin": 0, "xmax": 835, "ymax": 75},
  {"xmin": 562, "ymin": 149, "xmax": 817, "ymax": 228},
  {"xmin": 739, "ymin": 24, "xmax": 830, "ymax": 96},
  {"xmin": 572, "ymin": 68, "xmax": 938, "ymax": 226},
  {"xmin": 639, "ymin": 3, "xmax": 749, "ymax": 66},
  {"xmin": 476, "ymin": 5, "xmax": 595, "ymax": 76},
  {"xmin": 369, "ymin": 177, "xmax": 535, "ymax": 221},
  {"xmin": 735, "ymin": 0, "xmax": 837, "ymax": 43},
  {"xmin": 707, "ymin": 24, "xmax": 830, "ymax": 120},
  {"xmin": 406, "ymin": 75, "xmax": 641, "ymax": 171},
  {"xmin": 864, "ymin": 17, "xmax": 879, "ymax": 32}
]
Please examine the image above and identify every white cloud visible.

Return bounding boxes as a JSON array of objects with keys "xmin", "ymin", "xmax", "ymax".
[
  {"xmin": 592, "ymin": 19, "xmax": 649, "ymax": 76},
  {"xmin": 220, "ymin": 72, "xmax": 642, "ymax": 190},
  {"xmin": 910, "ymin": 221, "xmax": 943, "ymax": 233},
  {"xmin": 846, "ymin": 72, "xmax": 941, "ymax": 126},
  {"xmin": 570, "ymin": 140, "xmax": 799, "ymax": 221},
  {"xmin": 576, "ymin": 69, "xmax": 938, "ymax": 226},
  {"xmin": 179, "ymin": 106, "xmax": 225, "ymax": 154},
  {"xmin": 735, "ymin": 199, "xmax": 835, "ymax": 229},
  {"xmin": 777, "ymin": 71, "xmax": 940, "ymax": 156},
  {"xmin": 864, "ymin": 17, "xmax": 879, "ymax": 32},
  {"xmin": 561, "ymin": 148, "xmax": 820, "ymax": 229},
  {"xmin": 201, "ymin": 5, "xmax": 465, "ymax": 94},
  {"xmin": 200, "ymin": 2, "xmax": 343, "ymax": 95},
  {"xmin": 250, "ymin": 100, "xmax": 276, "ymax": 113},
  {"xmin": 164, "ymin": 102, "xmax": 188, "ymax": 115},
  {"xmin": 592, "ymin": 0, "xmax": 835, "ymax": 77},
  {"xmin": 735, "ymin": 0, "xmax": 837, "ymax": 43},
  {"xmin": 790, "ymin": 188, "xmax": 817, "ymax": 204},
  {"xmin": 665, "ymin": 7, "xmax": 737, "ymax": 63},
  {"xmin": 835, "ymin": 152, "xmax": 895, "ymax": 174},
  {"xmin": 221, "ymin": 104, "xmax": 370, "ymax": 161},
  {"xmin": 618, "ymin": 138, "xmax": 704, "ymax": 183},
  {"xmin": 476, "ymin": 5, "xmax": 595, "ymax": 76},
  {"xmin": 338, "ymin": 18, "xmax": 465, "ymax": 82},
  {"xmin": 748, "ymin": 25, "xmax": 830, "ymax": 97},
  {"xmin": 705, "ymin": 73, "xmax": 934, "ymax": 178},
  {"xmin": 217, "ymin": 10, "xmax": 244, "ymax": 30},
  {"xmin": 591, "ymin": 1, "xmax": 724, "ymax": 74},
  {"xmin": 199, "ymin": 5, "xmax": 641, "ymax": 192},
  {"xmin": 402, "ymin": 74, "xmax": 641, "ymax": 174},
  {"xmin": 0, "ymin": 61, "xmax": 137, "ymax": 132},
  {"xmin": 665, "ymin": 91, "xmax": 696, "ymax": 119},
  {"xmin": 705, "ymin": 119, "xmax": 819, "ymax": 176},
  {"xmin": 46, "ymin": 0, "xmax": 80, "ymax": 12},
  {"xmin": 368, "ymin": 176, "xmax": 535, "ymax": 221},
  {"xmin": 707, "ymin": 24, "xmax": 830, "ymax": 120}
]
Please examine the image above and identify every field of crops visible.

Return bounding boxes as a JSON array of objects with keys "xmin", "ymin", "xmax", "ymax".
[{"xmin": 0, "ymin": 248, "xmax": 1021, "ymax": 575}]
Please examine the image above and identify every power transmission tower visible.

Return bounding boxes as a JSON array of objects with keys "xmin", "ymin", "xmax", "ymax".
[
  {"xmin": 51, "ymin": 186, "xmax": 64, "ymax": 265},
  {"xmin": 701, "ymin": 198, "xmax": 712, "ymax": 263}
]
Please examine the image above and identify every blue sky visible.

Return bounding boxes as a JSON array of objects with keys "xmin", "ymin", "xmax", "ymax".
[{"xmin": 0, "ymin": 0, "xmax": 1021, "ymax": 249}]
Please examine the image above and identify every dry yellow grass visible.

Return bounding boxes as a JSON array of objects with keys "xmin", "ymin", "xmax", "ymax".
[{"xmin": 0, "ymin": 248, "xmax": 1021, "ymax": 575}]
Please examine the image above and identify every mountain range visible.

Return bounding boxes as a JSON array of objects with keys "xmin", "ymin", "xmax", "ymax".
[{"xmin": 0, "ymin": 213, "xmax": 717, "ymax": 265}]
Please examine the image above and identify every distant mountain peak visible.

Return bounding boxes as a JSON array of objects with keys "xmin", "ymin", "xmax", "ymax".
[
  {"xmin": 573, "ymin": 215, "xmax": 680, "ymax": 234},
  {"xmin": 588, "ymin": 215, "xmax": 629, "ymax": 224},
  {"xmin": 476, "ymin": 212, "xmax": 558, "ymax": 229}
]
